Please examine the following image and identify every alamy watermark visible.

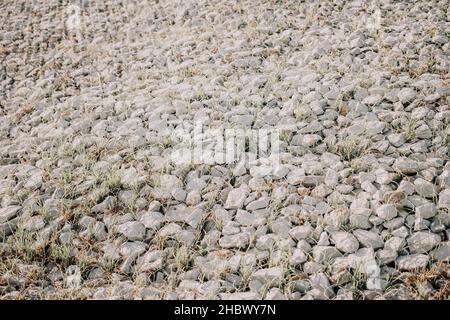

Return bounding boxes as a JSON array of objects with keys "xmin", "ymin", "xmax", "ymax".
[{"xmin": 169, "ymin": 122, "xmax": 282, "ymax": 167}]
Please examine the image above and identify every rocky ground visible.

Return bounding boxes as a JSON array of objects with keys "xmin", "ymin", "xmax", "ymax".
[{"xmin": 0, "ymin": 0, "xmax": 449, "ymax": 300}]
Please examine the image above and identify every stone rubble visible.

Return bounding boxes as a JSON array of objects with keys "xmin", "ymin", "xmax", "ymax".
[{"xmin": 0, "ymin": 0, "xmax": 448, "ymax": 300}]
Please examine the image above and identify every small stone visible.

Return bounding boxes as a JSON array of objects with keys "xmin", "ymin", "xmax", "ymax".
[
  {"xmin": 120, "ymin": 167, "xmax": 139, "ymax": 187},
  {"xmin": 286, "ymin": 169, "xmax": 305, "ymax": 185},
  {"xmin": 414, "ymin": 178, "xmax": 437, "ymax": 198},
  {"xmin": 407, "ymin": 232, "xmax": 440, "ymax": 253},
  {"xmin": 415, "ymin": 203, "xmax": 437, "ymax": 219},
  {"xmin": 265, "ymin": 288, "xmax": 287, "ymax": 300},
  {"xmin": 251, "ymin": 267, "xmax": 283, "ymax": 288},
  {"xmin": 312, "ymin": 246, "xmax": 342, "ymax": 263},
  {"xmin": 0, "ymin": 206, "xmax": 21, "ymax": 223},
  {"xmin": 350, "ymin": 209, "xmax": 372, "ymax": 229},
  {"xmin": 388, "ymin": 133, "xmax": 405, "ymax": 147},
  {"xmin": 398, "ymin": 88, "xmax": 416, "ymax": 104},
  {"xmin": 396, "ymin": 254, "xmax": 428, "ymax": 271},
  {"xmin": 385, "ymin": 237, "xmax": 405, "ymax": 252},
  {"xmin": 331, "ymin": 231, "xmax": 359, "ymax": 254},
  {"xmin": 92, "ymin": 196, "xmax": 116, "ymax": 213},
  {"xmin": 377, "ymin": 249, "xmax": 398, "ymax": 265},
  {"xmin": 224, "ymin": 188, "xmax": 249, "ymax": 209},
  {"xmin": 24, "ymin": 173, "xmax": 42, "ymax": 190},
  {"xmin": 438, "ymin": 189, "xmax": 450, "ymax": 209},
  {"xmin": 23, "ymin": 216, "xmax": 45, "ymax": 232},
  {"xmin": 325, "ymin": 169, "xmax": 339, "ymax": 188},
  {"xmin": 363, "ymin": 94, "xmax": 383, "ymax": 106},
  {"xmin": 246, "ymin": 197, "xmax": 270, "ymax": 211},
  {"xmin": 311, "ymin": 184, "xmax": 332, "ymax": 198},
  {"xmin": 117, "ymin": 221, "xmax": 146, "ymax": 241},
  {"xmin": 220, "ymin": 292, "xmax": 261, "ymax": 300},
  {"xmin": 309, "ymin": 273, "xmax": 334, "ymax": 299},
  {"xmin": 93, "ymin": 222, "xmax": 107, "ymax": 241},
  {"xmin": 171, "ymin": 188, "xmax": 187, "ymax": 202},
  {"xmin": 393, "ymin": 158, "xmax": 419, "ymax": 175},
  {"xmin": 375, "ymin": 169, "xmax": 393, "ymax": 185},
  {"xmin": 158, "ymin": 223, "xmax": 182, "ymax": 238},
  {"xmin": 186, "ymin": 190, "xmax": 201, "ymax": 206},
  {"xmin": 219, "ymin": 233, "xmax": 249, "ymax": 249},
  {"xmin": 289, "ymin": 249, "xmax": 308, "ymax": 266},
  {"xmin": 289, "ymin": 225, "xmax": 313, "ymax": 241},
  {"xmin": 430, "ymin": 242, "xmax": 450, "ymax": 262},
  {"xmin": 376, "ymin": 204, "xmax": 398, "ymax": 221},
  {"xmin": 79, "ymin": 216, "xmax": 96, "ymax": 229},
  {"xmin": 353, "ymin": 230, "xmax": 384, "ymax": 249},
  {"xmin": 140, "ymin": 212, "xmax": 164, "ymax": 230}
]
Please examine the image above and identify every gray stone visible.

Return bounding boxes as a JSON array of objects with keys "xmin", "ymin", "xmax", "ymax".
[
  {"xmin": 393, "ymin": 158, "xmax": 419, "ymax": 175},
  {"xmin": 140, "ymin": 211, "xmax": 164, "ymax": 230},
  {"xmin": 289, "ymin": 249, "xmax": 308, "ymax": 266},
  {"xmin": 331, "ymin": 231, "xmax": 359, "ymax": 253},
  {"xmin": 396, "ymin": 254, "xmax": 429, "ymax": 270},
  {"xmin": 220, "ymin": 292, "xmax": 261, "ymax": 300},
  {"xmin": 224, "ymin": 188, "xmax": 249, "ymax": 210},
  {"xmin": 219, "ymin": 233, "xmax": 249, "ymax": 249},
  {"xmin": 312, "ymin": 246, "xmax": 342, "ymax": 263},
  {"xmin": 430, "ymin": 242, "xmax": 450, "ymax": 262},
  {"xmin": 388, "ymin": 133, "xmax": 406, "ymax": 147},
  {"xmin": 438, "ymin": 189, "xmax": 450, "ymax": 209},
  {"xmin": 376, "ymin": 204, "xmax": 398, "ymax": 221},
  {"xmin": 353, "ymin": 230, "xmax": 384, "ymax": 249},
  {"xmin": 407, "ymin": 232, "xmax": 440, "ymax": 253},
  {"xmin": 23, "ymin": 216, "xmax": 45, "ymax": 232},
  {"xmin": 251, "ymin": 267, "xmax": 283, "ymax": 288},
  {"xmin": 246, "ymin": 197, "xmax": 270, "ymax": 211},
  {"xmin": 415, "ymin": 203, "xmax": 437, "ymax": 219},
  {"xmin": 414, "ymin": 178, "xmax": 437, "ymax": 198},
  {"xmin": 0, "ymin": 206, "xmax": 21, "ymax": 224},
  {"xmin": 397, "ymin": 88, "xmax": 416, "ymax": 104},
  {"xmin": 117, "ymin": 221, "xmax": 146, "ymax": 241},
  {"xmin": 158, "ymin": 223, "xmax": 182, "ymax": 238},
  {"xmin": 289, "ymin": 225, "xmax": 313, "ymax": 241}
]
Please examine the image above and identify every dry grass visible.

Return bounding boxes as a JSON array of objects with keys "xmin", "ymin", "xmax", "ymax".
[
  {"xmin": 335, "ymin": 135, "xmax": 370, "ymax": 161},
  {"xmin": 404, "ymin": 262, "xmax": 450, "ymax": 300}
]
